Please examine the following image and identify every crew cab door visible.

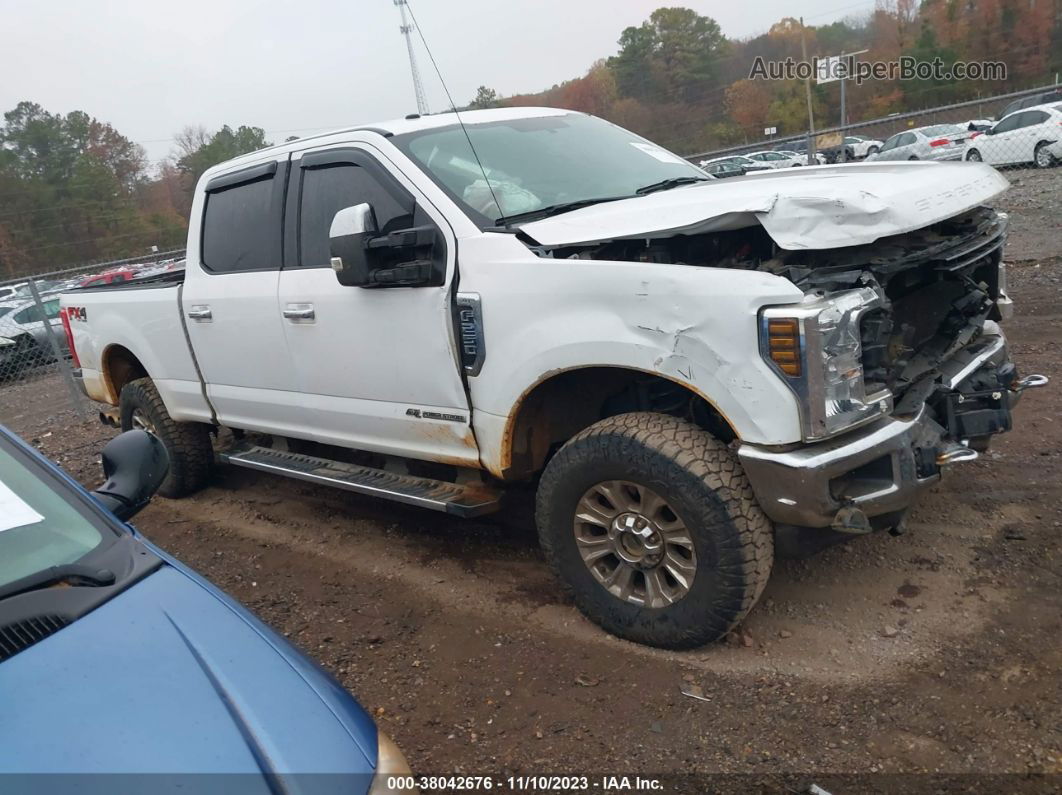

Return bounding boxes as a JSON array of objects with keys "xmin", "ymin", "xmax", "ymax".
[
  {"xmin": 182, "ymin": 157, "xmax": 308, "ymax": 436},
  {"xmin": 276, "ymin": 144, "xmax": 476, "ymax": 465}
]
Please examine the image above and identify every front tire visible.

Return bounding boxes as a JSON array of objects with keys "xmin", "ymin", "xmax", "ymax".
[
  {"xmin": 1034, "ymin": 141, "xmax": 1056, "ymax": 169},
  {"xmin": 966, "ymin": 149, "xmax": 982, "ymax": 162},
  {"xmin": 535, "ymin": 413, "xmax": 773, "ymax": 649},
  {"xmin": 119, "ymin": 377, "xmax": 213, "ymax": 498}
]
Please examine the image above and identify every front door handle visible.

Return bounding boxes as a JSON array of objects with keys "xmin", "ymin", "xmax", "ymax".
[
  {"xmin": 187, "ymin": 306, "xmax": 212, "ymax": 321},
  {"xmin": 282, "ymin": 304, "xmax": 315, "ymax": 321}
]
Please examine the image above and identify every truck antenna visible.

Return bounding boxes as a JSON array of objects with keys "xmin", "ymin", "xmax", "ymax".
[{"xmin": 401, "ymin": 0, "xmax": 507, "ymax": 228}]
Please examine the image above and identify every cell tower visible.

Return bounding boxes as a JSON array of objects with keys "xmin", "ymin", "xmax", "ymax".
[{"xmin": 394, "ymin": 0, "xmax": 429, "ymax": 116}]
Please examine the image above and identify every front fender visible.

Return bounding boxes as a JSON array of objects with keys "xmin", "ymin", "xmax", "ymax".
[{"xmin": 457, "ymin": 235, "xmax": 807, "ymax": 475}]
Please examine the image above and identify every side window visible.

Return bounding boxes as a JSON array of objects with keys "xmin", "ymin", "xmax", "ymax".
[
  {"xmin": 297, "ymin": 161, "xmax": 414, "ymax": 269},
  {"xmin": 993, "ymin": 114, "xmax": 1022, "ymax": 133},
  {"xmin": 13, "ymin": 305, "xmax": 41, "ymax": 324},
  {"xmin": 43, "ymin": 299, "xmax": 60, "ymax": 319},
  {"xmin": 201, "ymin": 170, "xmax": 279, "ymax": 273},
  {"xmin": 1022, "ymin": 110, "xmax": 1048, "ymax": 126},
  {"xmin": 881, "ymin": 135, "xmax": 898, "ymax": 151}
]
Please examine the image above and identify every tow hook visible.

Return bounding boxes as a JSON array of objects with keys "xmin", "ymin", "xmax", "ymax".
[
  {"xmin": 937, "ymin": 443, "xmax": 979, "ymax": 466},
  {"xmin": 1012, "ymin": 373, "xmax": 1049, "ymax": 393}
]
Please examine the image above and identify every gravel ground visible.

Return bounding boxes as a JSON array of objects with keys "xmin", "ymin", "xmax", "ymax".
[{"xmin": 3, "ymin": 168, "xmax": 1060, "ymax": 793}]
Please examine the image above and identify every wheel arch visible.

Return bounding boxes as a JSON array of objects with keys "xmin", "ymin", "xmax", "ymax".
[
  {"xmin": 495, "ymin": 365, "xmax": 738, "ymax": 480},
  {"xmin": 100, "ymin": 343, "xmax": 149, "ymax": 405}
]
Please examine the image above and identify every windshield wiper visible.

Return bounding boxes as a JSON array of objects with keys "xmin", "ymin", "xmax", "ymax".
[
  {"xmin": 0, "ymin": 564, "xmax": 116, "ymax": 602},
  {"xmin": 495, "ymin": 195, "xmax": 629, "ymax": 226},
  {"xmin": 635, "ymin": 176, "xmax": 711, "ymax": 195}
]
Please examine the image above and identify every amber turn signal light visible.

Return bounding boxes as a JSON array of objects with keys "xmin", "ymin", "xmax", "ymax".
[{"xmin": 767, "ymin": 318, "xmax": 801, "ymax": 376}]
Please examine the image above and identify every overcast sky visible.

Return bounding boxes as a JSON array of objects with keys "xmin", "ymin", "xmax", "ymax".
[{"xmin": 1, "ymin": 0, "xmax": 875, "ymax": 163}]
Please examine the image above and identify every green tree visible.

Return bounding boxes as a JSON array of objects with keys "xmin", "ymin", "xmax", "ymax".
[
  {"xmin": 467, "ymin": 86, "xmax": 499, "ymax": 109},
  {"xmin": 0, "ymin": 101, "xmax": 154, "ymax": 274},
  {"xmin": 610, "ymin": 23, "xmax": 658, "ymax": 99},
  {"xmin": 175, "ymin": 124, "xmax": 271, "ymax": 192},
  {"xmin": 647, "ymin": 7, "xmax": 727, "ymax": 102}
]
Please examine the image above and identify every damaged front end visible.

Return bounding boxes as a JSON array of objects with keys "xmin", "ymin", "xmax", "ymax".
[
  {"xmin": 526, "ymin": 196, "xmax": 1046, "ymax": 535},
  {"xmin": 736, "ymin": 206, "xmax": 1048, "ymax": 535}
]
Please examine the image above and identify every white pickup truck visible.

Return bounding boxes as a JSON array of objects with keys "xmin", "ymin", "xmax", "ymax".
[{"xmin": 62, "ymin": 107, "xmax": 1046, "ymax": 648}]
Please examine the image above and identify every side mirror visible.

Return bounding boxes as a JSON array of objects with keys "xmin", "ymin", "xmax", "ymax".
[
  {"xmin": 330, "ymin": 203, "xmax": 440, "ymax": 288},
  {"xmin": 329, "ymin": 203, "xmax": 379, "ymax": 287},
  {"xmin": 92, "ymin": 430, "xmax": 170, "ymax": 521}
]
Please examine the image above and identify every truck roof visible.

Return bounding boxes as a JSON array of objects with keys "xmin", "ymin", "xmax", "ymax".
[{"xmin": 205, "ymin": 106, "xmax": 572, "ymax": 178}]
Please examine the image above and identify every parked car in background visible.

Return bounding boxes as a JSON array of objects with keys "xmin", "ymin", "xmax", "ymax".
[
  {"xmin": 966, "ymin": 119, "xmax": 995, "ymax": 134},
  {"xmin": 78, "ymin": 267, "xmax": 139, "ymax": 288},
  {"xmin": 701, "ymin": 160, "xmax": 748, "ymax": 178},
  {"xmin": 775, "ymin": 140, "xmax": 827, "ymax": 164},
  {"xmin": 866, "ymin": 124, "xmax": 970, "ymax": 161},
  {"xmin": 963, "ymin": 103, "xmax": 1062, "ymax": 168},
  {"xmin": 698, "ymin": 154, "xmax": 772, "ymax": 174},
  {"xmin": 0, "ymin": 295, "xmax": 67, "ymax": 366},
  {"xmin": 0, "ymin": 284, "xmax": 27, "ymax": 302},
  {"xmin": 0, "ymin": 425, "xmax": 411, "ymax": 788},
  {"xmin": 998, "ymin": 88, "xmax": 1062, "ymax": 122},
  {"xmin": 843, "ymin": 135, "xmax": 884, "ymax": 159},
  {"xmin": 746, "ymin": 150, "xmax": 805, "ymax": 168}
]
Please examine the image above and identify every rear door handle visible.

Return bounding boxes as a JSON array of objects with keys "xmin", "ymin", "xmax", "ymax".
[
  {"xmin": 187, "ymin": 306, "xmax": 212, "ymax": 321},
  {"xmin": 282, "ymin": 304, "xmax": 315, "ymax": 321}
]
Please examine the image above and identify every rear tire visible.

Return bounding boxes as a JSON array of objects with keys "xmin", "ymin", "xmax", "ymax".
[
  {"xmin": 867, "ymin": 145, "xmax": 879, "ymax": 155},
  {"xmin": 908, "ymin": 155, "xmax": 919, "ymax": 161},
  {"xmin": 119, "ymin": 377, "xmax": 213, "ymax": 498},
  {"xmin": 535, "ymin": 412, "xmax": 773, "ymax": 649}
]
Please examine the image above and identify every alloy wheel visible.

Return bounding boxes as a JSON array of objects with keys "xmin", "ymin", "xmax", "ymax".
[{"xmin": 573, "ymin": 480, "xmax": 697, "ymax": 608}]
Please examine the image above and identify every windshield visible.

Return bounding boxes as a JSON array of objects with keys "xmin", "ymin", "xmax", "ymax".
[
  {"xmin": 392, "ymin": 113, "xmax": 706, "ymax": 226},
  {"xmin": 0, "ymin": 438, "xmax": 109, "ymax": 590}
]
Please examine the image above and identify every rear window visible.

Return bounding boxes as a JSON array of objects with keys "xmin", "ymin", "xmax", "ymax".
[
  {"xmin": 921, "ymin": 125, "xmax": 961, "ymax": 136},
  {"xmin": 201, "ymin": 174, "xmax": 276, "ymax": 273}
]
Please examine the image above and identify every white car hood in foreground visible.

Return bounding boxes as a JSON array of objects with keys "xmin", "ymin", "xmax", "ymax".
[{"xmin": 520, "ymin": 161, "xmax": 1009, "ymax": 251}]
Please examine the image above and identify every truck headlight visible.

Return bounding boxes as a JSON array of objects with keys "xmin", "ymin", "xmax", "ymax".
[{"xmin": 761, "ymin": 288, "xmax": 892, "ymax": 441}]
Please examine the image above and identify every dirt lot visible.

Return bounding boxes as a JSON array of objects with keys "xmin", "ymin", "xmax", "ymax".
[{"xmin": 5, "ymin": 169, "xmax": 1061, "ymax": 792}]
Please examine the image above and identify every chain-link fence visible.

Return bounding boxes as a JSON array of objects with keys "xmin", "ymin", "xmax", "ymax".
[
  {"xmin": 0, "ymin": 249, "xmax": 184, "ymax": 433},
  {"xmin": 692, "ymin": 83, "xmax": 1062, "ymax": 176}
]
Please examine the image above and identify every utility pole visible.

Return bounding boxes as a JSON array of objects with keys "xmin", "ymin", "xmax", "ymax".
[
  {"xmin": 837, "ymin": 49, "xmax": 868, "ymax": 162},
  {"xmin": 800, "ymin": 17, "xmax": 816, "ymax": 161},
  {"xmin": 394, "ymin": 0, "xmax": 429, "ymax": 116}
]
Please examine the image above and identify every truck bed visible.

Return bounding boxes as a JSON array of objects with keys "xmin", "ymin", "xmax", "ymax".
[{"xmin": 60, "ymin": 272, "xmax": 212, "ymax": 424}]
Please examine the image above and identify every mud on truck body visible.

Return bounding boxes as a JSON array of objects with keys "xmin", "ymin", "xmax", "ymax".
[{"xmin": 61, "ymin": 107, "xmax": 1047, "ymax": 648}]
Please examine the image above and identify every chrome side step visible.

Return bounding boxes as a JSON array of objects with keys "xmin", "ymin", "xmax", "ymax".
[{"xmin": 218, "ymin": 444, "xmax": 502, "ymax": 518}]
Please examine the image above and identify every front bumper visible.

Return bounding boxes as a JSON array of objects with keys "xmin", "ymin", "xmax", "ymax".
[{"xmin": 738, "ymin": 330, "xmax": 1046, "ymax": 529}]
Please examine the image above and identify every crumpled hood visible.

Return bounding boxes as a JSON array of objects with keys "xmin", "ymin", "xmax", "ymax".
[
  {"xmin": 520, "ymin": 161, "xmax": 1009, "ymax": 251},
  {"xmin": 0, "ymin": 566, "xmax": 376, "ymax": 779}
]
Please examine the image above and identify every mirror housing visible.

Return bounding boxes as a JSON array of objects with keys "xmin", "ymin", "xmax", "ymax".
[
  {"xmin": 329, "ymin": 203, "xmax": 379, "ymax": 287},
  {"xmin": 91, "ymin": 430, "xmax": 170, "ymax": 521},
  {"xmin": 330, "ymin": 203, "xmax": 440, "ymax": 288}
]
